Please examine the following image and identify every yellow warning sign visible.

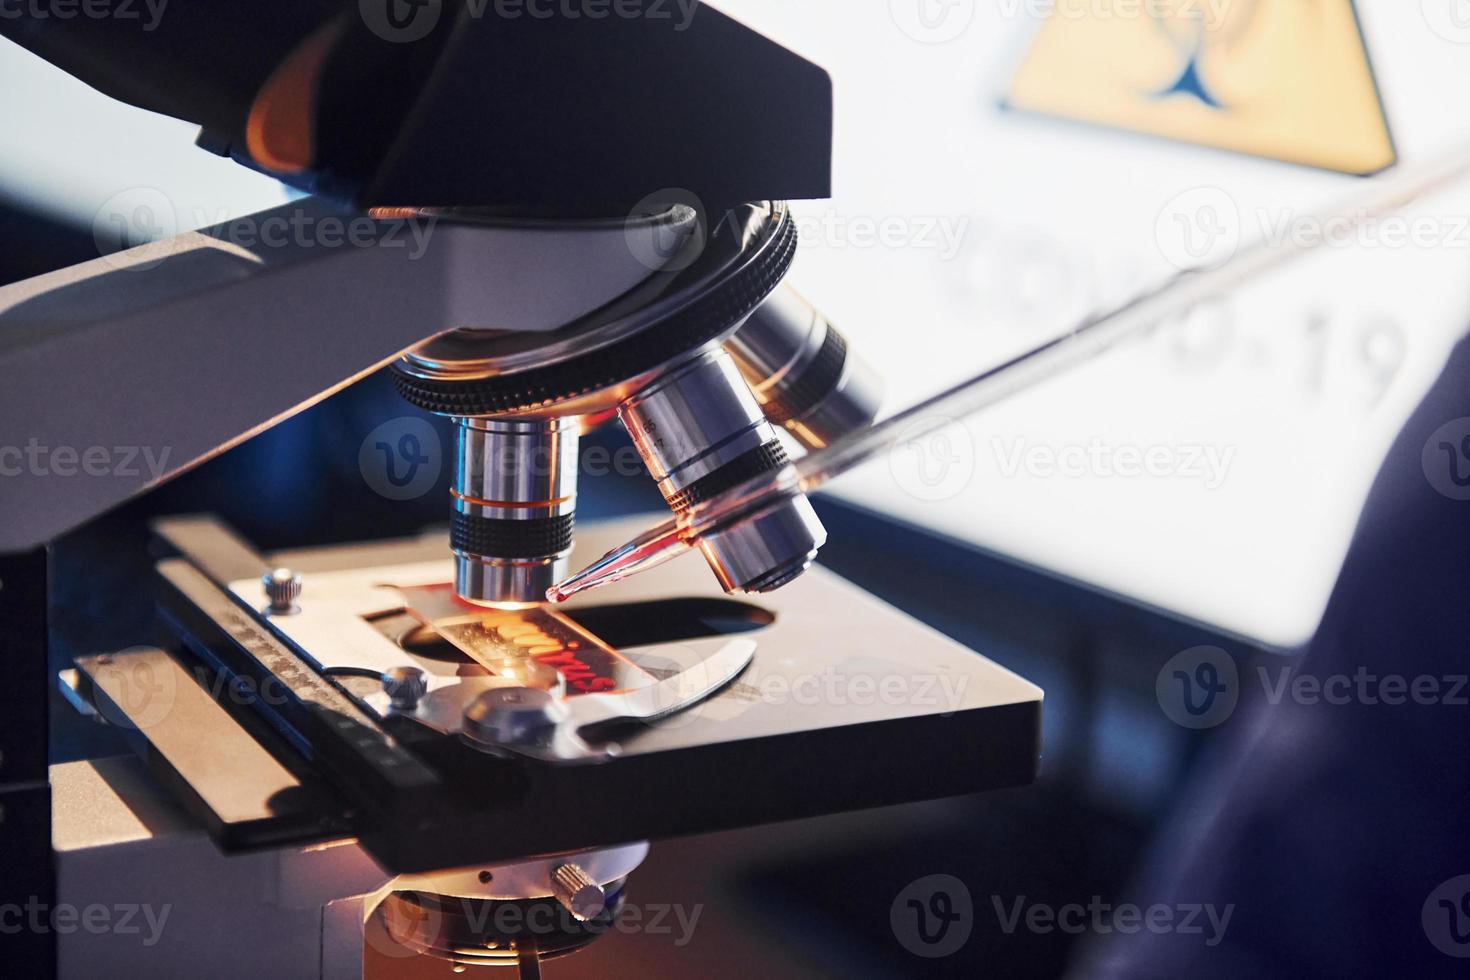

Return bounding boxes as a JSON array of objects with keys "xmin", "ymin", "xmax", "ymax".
[{"xmin": 1004, "ymin": 0, "xmax": 1395, "ymax": 175}]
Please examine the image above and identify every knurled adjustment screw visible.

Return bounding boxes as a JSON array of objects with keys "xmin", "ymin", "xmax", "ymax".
[
  {"xmin": 463, "ymin": 687, "xmax": 568, "ymax": 747},
  {"xmin": 382, "ymin": 666, "xmax": 429, "ymax": 713},
  {"xmin": 550, "ymin": 863, "xmax": 606, "ymax": 922},
  {"xmin": 262, "ymin": 568, "xmax": 303, "ymax": 613}
]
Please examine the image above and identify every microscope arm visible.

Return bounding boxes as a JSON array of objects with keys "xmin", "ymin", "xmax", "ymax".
[{"xmin": 0, "ymin": 198, "xmax": 693, "ymax": 552}]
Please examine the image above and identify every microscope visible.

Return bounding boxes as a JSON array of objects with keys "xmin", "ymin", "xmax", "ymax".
[{"xmin": 0, "ymin": 4, "xmax": 1042, "ymax": 976}]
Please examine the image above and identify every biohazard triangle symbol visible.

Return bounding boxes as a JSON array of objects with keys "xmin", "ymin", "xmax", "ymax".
[{"xmin": 1004, "ymin": 0, "xmax": 1395, "ymax": 175}]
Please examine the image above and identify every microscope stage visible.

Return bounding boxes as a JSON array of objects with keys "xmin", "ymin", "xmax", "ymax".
[{"xmin": 120, "ymin": 515, "xmax": 1042, "ymax": 873}]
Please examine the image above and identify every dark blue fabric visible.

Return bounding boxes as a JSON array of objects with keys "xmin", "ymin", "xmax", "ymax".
[{"xmin": 1080, "ymin": 337, "xmax": 1470, "ymax": 978}]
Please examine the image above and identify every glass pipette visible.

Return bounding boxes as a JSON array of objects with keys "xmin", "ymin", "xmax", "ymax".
[{"xmin": 549, "ymin": 146, "xmax": 1470, "ymax": 603}]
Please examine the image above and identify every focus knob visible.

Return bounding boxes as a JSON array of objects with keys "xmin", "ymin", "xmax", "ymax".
[{"xmin": 550, "ymin": 863, "xmax": 606, "ymax": 922}]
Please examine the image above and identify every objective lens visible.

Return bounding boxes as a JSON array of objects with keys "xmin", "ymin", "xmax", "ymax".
[
  {"xmin": 451, "ymin": 417, "xmax": 579, "ymax": 607},
  {"xmin": 726, "ymin": 286, "xmax": 883, "ymax": 449},
  {"xmin": 619, "ymin": 347, "xmax": 826, "ymax": 594}
]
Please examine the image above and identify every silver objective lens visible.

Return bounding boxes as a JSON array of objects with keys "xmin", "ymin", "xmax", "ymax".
[
  {"xmin": 727, "ymin": 285, "xmax": 883, "ymax": 449},
  {"xmin": 451, "ymin": 417, "xmax": 579, "ymax": 606},
  {"xmin": 619, "ymin": 347, "xmax": 826, "ymax": 593}
]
